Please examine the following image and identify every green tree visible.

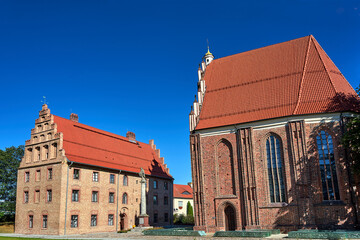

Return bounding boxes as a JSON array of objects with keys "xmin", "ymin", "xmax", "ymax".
[
  {"xmin": 186, "ymin": 201, "xmax": 193, "ymax": 216},
  {"xmin": 342, "ymin": 85, "xmax": 360, "ymax": 173},
  {"xmin": 0, "ymin": 145, "xmax": 24, "ymax": 221}
]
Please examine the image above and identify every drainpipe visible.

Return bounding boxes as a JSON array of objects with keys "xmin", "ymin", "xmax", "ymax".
[
  {"xmin": 64, "ymin": 160, "xmax": 73, "ymax": 235},
  {"xmin": 116, "ymin": 170, "xmax": 121, "ymax": 232}
]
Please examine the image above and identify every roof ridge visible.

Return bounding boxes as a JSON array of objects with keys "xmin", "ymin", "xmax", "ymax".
[
  {"xmin": 310, "ymin": 36, "xmax": 338, "ymax": 94},
  {"xmin": 292, "ymin": 36, "xmax": 312, "ymax": 115},
  {"xmin": 54, "ymin": 114, "xmax": 147, "ymax": 145},
  {"xmin": 213, "ymin": 35, "xmax": 311, "ymax": 62}
]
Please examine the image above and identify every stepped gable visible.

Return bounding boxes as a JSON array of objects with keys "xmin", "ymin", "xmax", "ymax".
[
  {"xmin": 196, "ymin": 35, "xmax": 357, "ymax": 130},
  {"xmin": 53, "ymin": 115, "xmax": 172, "ymax": 179},
  {"xmin": 173, "ymin": 184, "xmax": 193, "ymax": 199}
]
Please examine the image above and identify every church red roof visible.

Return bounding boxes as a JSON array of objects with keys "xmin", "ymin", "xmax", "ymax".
[
  {"xmin": 173, "ymin": 184, "xmax": 193, "ymax": 199},
  {"xmin": 196, "ymin": 35, "xmax": 358, "ymax": 130},
  {"xmin": 53, "ymin": 115, "xmax": 172, "ymax": 179}
]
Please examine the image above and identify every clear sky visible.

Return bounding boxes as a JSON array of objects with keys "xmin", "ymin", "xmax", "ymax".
[{"xmin": 0, "ymin": 0, "xmax": 359, "ymax": 185}]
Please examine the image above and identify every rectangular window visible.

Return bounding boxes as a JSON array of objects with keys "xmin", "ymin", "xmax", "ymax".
[
  {"xmin": 48, "ymin": 168, "xmax": 53, "ymax": 180},
  {"xmin": 154, "ymin": 213, "xmax": 158, "ymax": 223},
  {"xmin": 164, "ymin": 213, "xmax": 168, "ymax": 222},
  {"xmin": 25, "ymin": 172, "xmax": 30, "ymax": 182},
  {"xmin": 24, "ymin": 191, "xmax": 29, "ymax": 203},
  {"xmin": 93, "ymin": 172, "xmax": 99, "ymax": 182},
  {"xmin": 35, "ymin": 190, "xmax": 40, "ymax": 203},
  {"xmin": 42, "ymin": 215, "xmax": 48, "ymax": 228},
  {"xmin": 71, "ymin": 215, "xmax": 78, "ymax": 228},
  {"xmin": 108, "ymin": 214, "xmax": 114, "ymax": 226},
  {"xmin": 109, "ymin": 192, "xmax": 114, "ymax": 203},
  {"xmin": 35, "ymin": 170, "xmax": 41, "ymax": 181},
  {"xmin": 72, "ymin": 190, "xmax": 79, "ymax": 202},
  {"xmin": 110, "ymin": 174, "xmax": 115, "ymax": 184},
  {"xmin": 47, "ymin": 189, "xmax": 52, "ymax": 202},
  {"xmin": 91, "ymin": 215, "xmax": 97, "ymax": 226},
  {"xmin": 178, "ymin": 201, "xmax": 183, "ymax": 208},
  {"xmin": 92, "ymin": 191, "xmax": 98, "ymax": 202},
  {"xmin": 164, "ymin": 196, "xmax": 168, "ymax": 205},
  {"xmin": 73, "ymin": 169, "xmax": 80, "ymax": 179},
  {"xmin": 153, "ymin": 180, "xmax": 158, "ymax": 189},
  {"xmin": 153, "ymin": 195, "xmax": 158, "ymax": 205},
  {"xmin": 164, "ymin": 182, "xmax": 168, "ymax": 190},
  {"xmin": 29, "ymin": 215, "xmax": 33, "ymax": 228}
]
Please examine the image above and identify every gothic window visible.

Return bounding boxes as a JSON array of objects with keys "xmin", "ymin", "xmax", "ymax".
[
  {"xmin": 316, "ymin": 130, "xmax": 340, "ymax": 200},
  {"xmin": 122, "ymin": 193, "xmax": 128, "ymax": 204},
  {"xmin": 266, "ymin": 135, "xmax": 286, "ymax": 203}
]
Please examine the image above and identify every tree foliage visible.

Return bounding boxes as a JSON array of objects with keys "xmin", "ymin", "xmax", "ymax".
[
  {"xmin": 0, "ymin": 145, "xmax": 24, "ymax": 220},
  {"xmin": 342, "ymin": 85, "xmax": 360, "ymax": 174},
  {"xmin": 186, "ymin": 201, "xmax": 193, "ymax": 216}
]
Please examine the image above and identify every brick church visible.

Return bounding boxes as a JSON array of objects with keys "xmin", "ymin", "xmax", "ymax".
[
  {"xmin": 15, "ymin": 105, "xmax": 173, "ymax": 235},
  {"xmin": 189, "ymin": 35, "xmax": 360, "ymax": 232}
]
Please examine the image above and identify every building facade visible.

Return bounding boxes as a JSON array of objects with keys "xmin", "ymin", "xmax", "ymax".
[
  {"xmin": 15, "ymin": 105, "xmax": 173, "ymax": 235},
  {"xmin": 189, "ymin": 36, "xmax": 360, "ymax": 232},
  {"xmin": 173, "ymin": 183, "xmax": 193, "ymax": 216}
]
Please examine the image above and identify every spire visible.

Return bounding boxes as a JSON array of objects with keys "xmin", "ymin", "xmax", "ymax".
[{"xmin": 203, "ymin": 41, "xmax": 214, "ymax": 66}]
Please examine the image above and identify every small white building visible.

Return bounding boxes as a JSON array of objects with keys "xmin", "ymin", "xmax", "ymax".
[{"xmin": 173, "ymin": 183, "xmax": 193, "ymax": 216}]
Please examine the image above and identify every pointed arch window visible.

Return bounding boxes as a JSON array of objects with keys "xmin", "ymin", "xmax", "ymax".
[
  {"xmin": 266, "ymin": 135, "xmax": 286, "ymax": 203},
  {"xmin": 316, "ymin": 130, "xmax": 340, "ymax": 200},
  {"xmin": 122, "ymin": 193, "xmax": 128, "ymax": 204}
]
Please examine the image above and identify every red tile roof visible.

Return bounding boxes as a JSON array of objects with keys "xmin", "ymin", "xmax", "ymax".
[
  {"xmin": 53, "ymin": 115, "xmax": 172, "ymax": 179},
  {"xmin": 173, "ymin": 184, "xmax": 193, "ymax": 199},
  {"xmin": 196, "ymin": 35, "xmax": 358, "ymax": 130}
]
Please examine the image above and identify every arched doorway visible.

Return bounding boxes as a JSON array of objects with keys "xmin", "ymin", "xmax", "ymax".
[
  {"xmin": 224, "ymin": 205, "xmax": 236, "ymax": 231},
  {"xmin": 120, "ymin": 213, "xmax": 128, "ymax": 230}
]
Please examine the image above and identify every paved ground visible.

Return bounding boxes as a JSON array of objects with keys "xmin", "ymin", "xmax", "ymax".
[{"xmin": 0, "ymin": 232, "xmax": 289, "ymax": 240}]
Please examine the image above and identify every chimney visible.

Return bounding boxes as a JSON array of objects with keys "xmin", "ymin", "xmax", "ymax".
[
  {"xmin": 188, "ymin": 182, "xmax": 193, "ymax": 188},
  {"xmin": 126, "ymin": 131, "xmax": 136, "ymax": 142},
  {"xmin": 70, "ymin": 113, "xmax": 78, "ymax": 122}
]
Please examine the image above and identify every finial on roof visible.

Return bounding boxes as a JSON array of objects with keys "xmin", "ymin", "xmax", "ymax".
[
  {"xmin": 189, "ymin": 106, "xmax": 194, "ymax": 115},
  {"xmin": 205, "ymin": 39, "xmax": 213, "ymax": 56},
  {"xmin": 193, "ymin": 95, "xmax": 197, "ymax": 103},
  {"xmin": 41, "ymin": 96, "xmax": 48, "ymax": 106}
]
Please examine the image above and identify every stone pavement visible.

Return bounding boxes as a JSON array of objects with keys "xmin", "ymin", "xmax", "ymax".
[{"xmin": 0, "ymin": 232, "xmax": 289, "ymax": 240}]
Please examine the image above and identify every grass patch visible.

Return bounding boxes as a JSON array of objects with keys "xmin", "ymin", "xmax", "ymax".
[{"xmin": 0, "ymin": 224, "xmax": 14, "ymax": 233}]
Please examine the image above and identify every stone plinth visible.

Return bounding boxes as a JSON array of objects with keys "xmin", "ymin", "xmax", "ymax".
[{"xmin": 138, "ymin": 214, "xmax": 149, "ymax": 227}]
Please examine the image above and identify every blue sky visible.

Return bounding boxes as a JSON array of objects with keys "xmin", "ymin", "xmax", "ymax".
[{"xmin": 0, "ymin": 0, "xmax": 359, "ymax": 185}]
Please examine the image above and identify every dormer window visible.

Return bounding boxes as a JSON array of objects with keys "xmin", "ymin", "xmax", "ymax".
[{"xmin": 182, "ymin": 191, "xmax": 191, "ymax": 195}]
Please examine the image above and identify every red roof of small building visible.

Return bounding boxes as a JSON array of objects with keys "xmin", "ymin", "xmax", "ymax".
[
  {"xmin": 196, "ymin": 35, "xmax": 358, "ymax": 130},
  {"xmin": 173, "ymin": 184, "xmax": 193, "ymax": 199},
  {"xmin": 53, "ymin": 115, "xmax": 172, "ymax": 179}
]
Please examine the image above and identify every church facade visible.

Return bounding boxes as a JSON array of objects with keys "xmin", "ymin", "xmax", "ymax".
[
  {"xmin": 189, "ymin": 36, "xmax": 360, "ymax": 232},
  {"xmin": 15, "ymin": 105, "xmax": 173, "ymax": 235}
]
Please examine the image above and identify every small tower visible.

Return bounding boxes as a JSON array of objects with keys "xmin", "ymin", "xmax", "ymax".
[{"xmin": 203, "ymin": 47, "xmax": 214, "ymax": 66}]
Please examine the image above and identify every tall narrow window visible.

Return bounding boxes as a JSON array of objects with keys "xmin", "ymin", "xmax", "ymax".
[
  {"xmin": 47, "ymin": 189, "xmax": 52, "ymax": 202},
  {"xmin": 122, "ymin": 193, "xmax": 128, "ymax": 204},
  {"xmin": 123, "ymin": 175, "xmax": 128, "ymax": 186},
  {"xmin": 48, "ymin": 168, "xmax": 53, "ymax": 180},
  {"xmin": 109, "ymin": 192, "xmax": 114, "ymax": 203},
  {"xmin": 71, "ymin": 215, "xmax": 78, "ymax": 228},
  {"xmin": 29, "ymin": 215, "xmax": 33, "ymax": 228},
  {"xmin": 91, "ymin": 215, "xmax": 97, "ymax": 226},
  {"xmin": 72, "ymin": 190, "xmax": 79, "ymax": 202},
  {"xmin": 42, "ymin": 215, "xmax": 48, "ymax": 228},
  {"xmin": 153, "ymin": 195, "xmax": 158, "ymax": 205},
  {"xmin": 266, "ymin": 135, "xmax": 286, "ymax": 203},
  {"xmin": 24, "ymin": 191, "xmax": 29, "ymax": 203},
  {"xmin": 92, "ymin": 191, "xmax": 98, "ymax": 202},
  {"xmin": 108, "ymin": 214, "xmax": 114, "ymax": 226},
  {"xmin": 110, "ymin": 174, "xmax": 115, "ymax": 184},
  {"xmin": 93, "ymin": 172, "xmax": 99, "ymax": 182},
  {"xmin": 316, "ymin": 130, "xmax": 340, "ymax": 200},
  {"xmin": 164, "ymin": 182, "xmax": 168, "ymax": 190},
  {"xmin": 73, "ymin": 169, "xmax": 80, "ymax": 179},
  {"xmin": 153, "ymin": 180, "xmax": 158, "ymax": 189},
  {"xmin": 35, "ymin": 147, "xmax": 40, "ymax": 161},
  {"xmin": 25, "ymin": 172, "xmax": 30, "ymax": 182},
  {"xmin": 43, "ymin": 145, "xmax": 49, "ymax": 159},
  {"xmin": 35, "ymin": 190, "xmax": 40, "ymax": 203}
]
